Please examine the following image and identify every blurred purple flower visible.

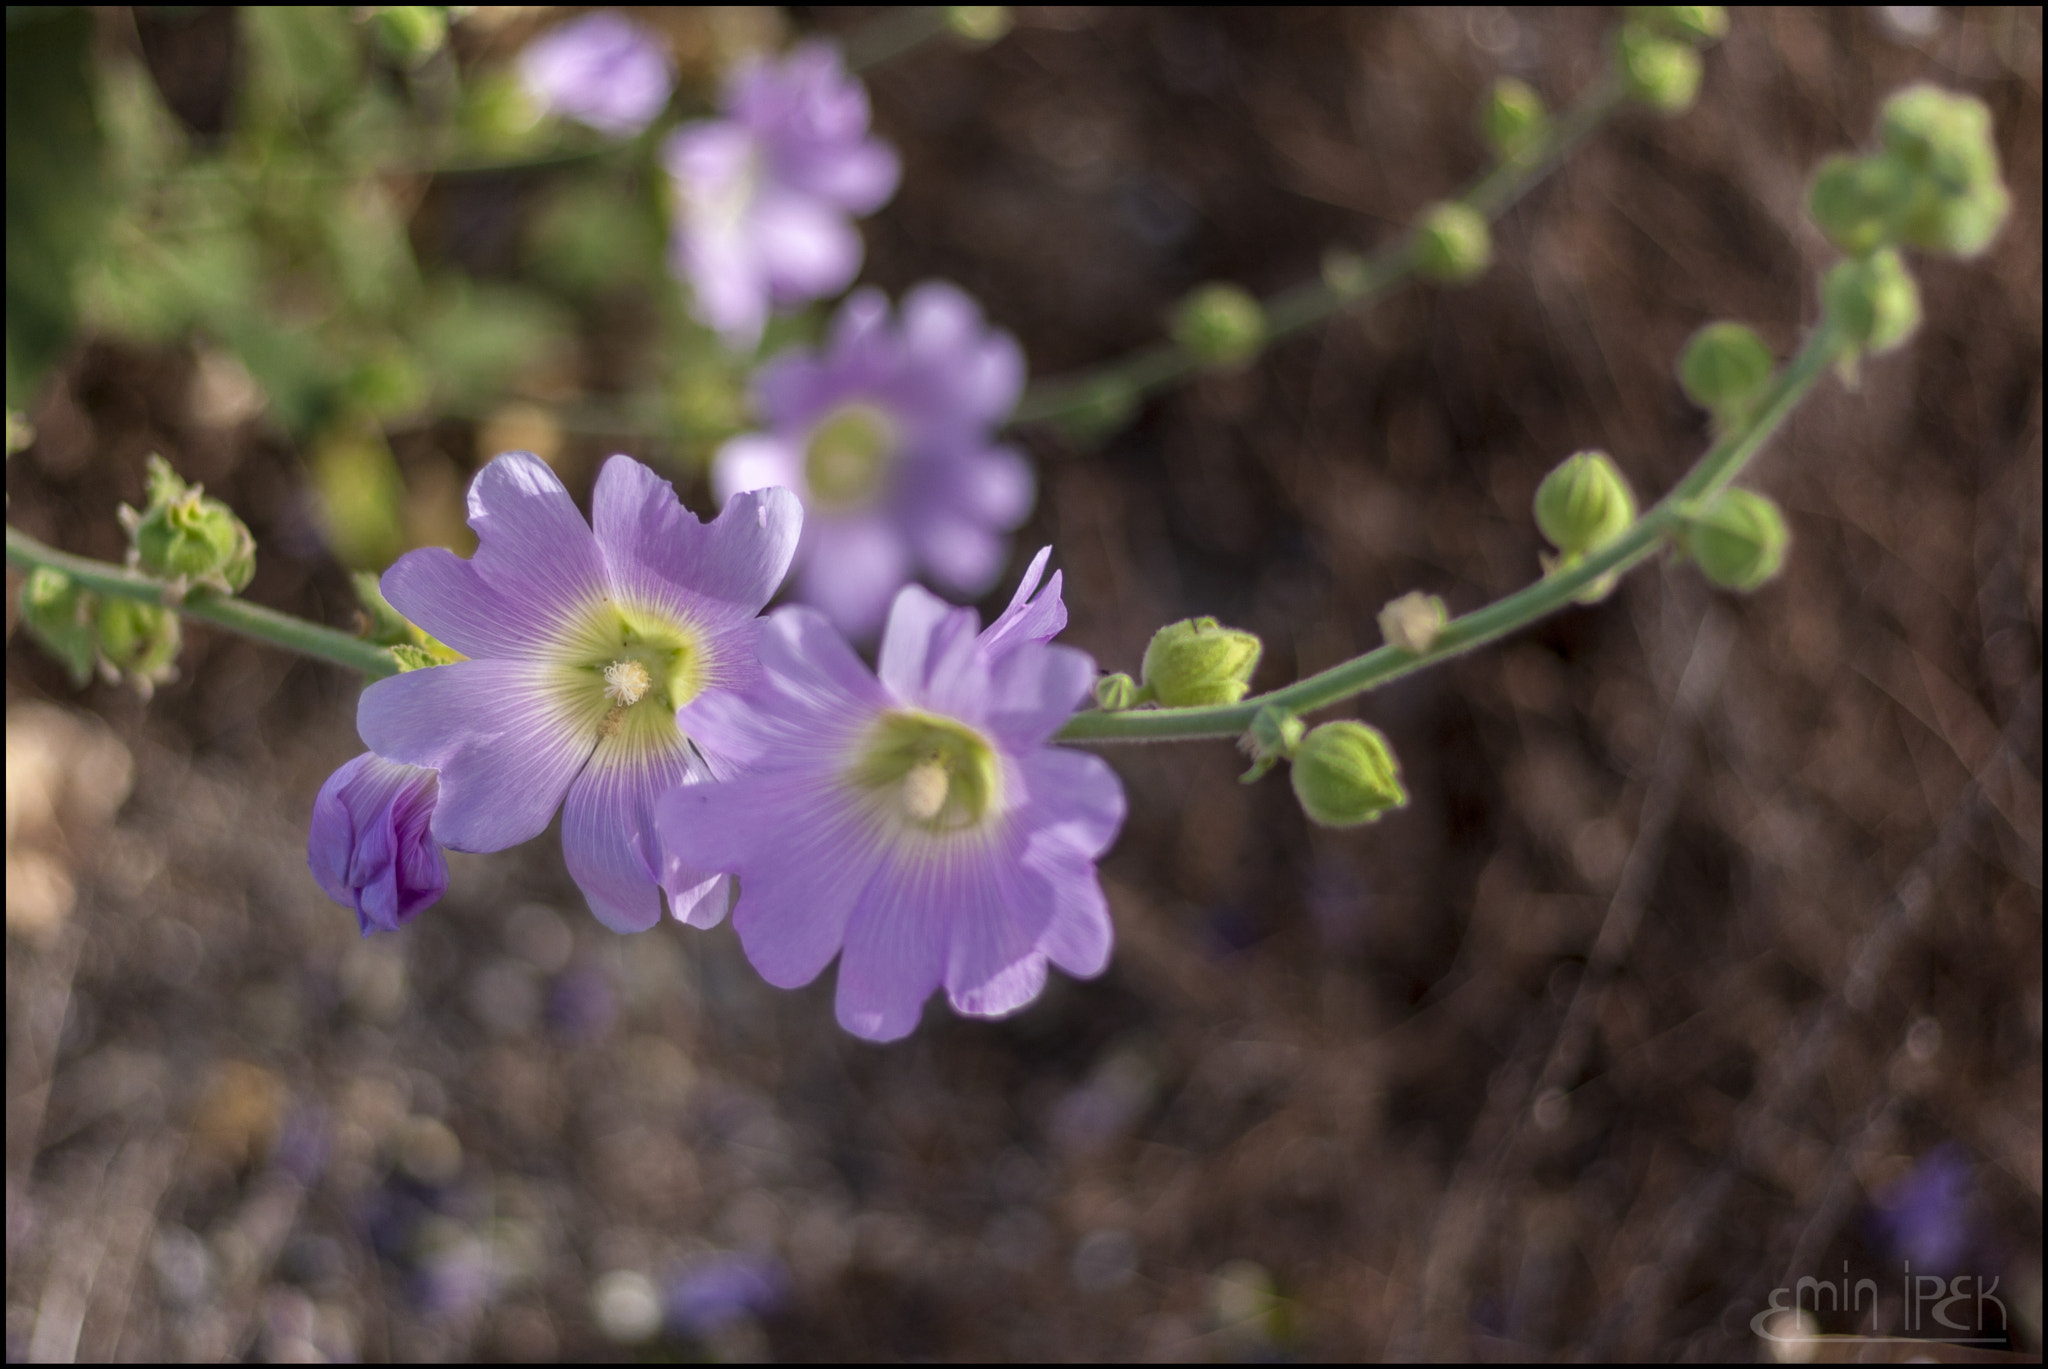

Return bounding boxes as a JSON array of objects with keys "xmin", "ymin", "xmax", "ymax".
[
  {"xmin": 308, "ymin": 753, "xmax": 448, "ymax": 934},
  {"xmin": 714, "ymin": 282, "xmax": 1032, "ymax": 638},
  {"xmin": 547, "ymin": 962, "xmax": 618, "ymax": 1042},
  {"xmin": 664, "ymin": 42, "xmax": 899, "ymax": 349},
  {"xmin": 356, "ymin": 452, "xmax": 800, "ymax": 932},
  {"xmin": 656, "ymin": 550, "xmax": 1124, "ymax": 1042},
  {"xmin": 517, "ymin": 11, "xmax": 675, "ymax": 138},
  {"xmin": 1871, "ymin": 1143, "xmax": 1975, "ymax": 1272},
  {"xmin": 666, "ymin": 1252, "xmax": 788, "ymax": 1336}
]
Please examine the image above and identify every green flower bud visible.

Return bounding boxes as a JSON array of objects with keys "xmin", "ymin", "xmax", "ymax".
[
  {"xmin": 124, "ymin": 457, "xmax": 256, "ymax": 593},
  {"xmin": 1678, "ymin": 321, "xmax": 1775, "ymax": 421},
  {"xmin": 1808, "ymin": 154, "xmax": 1915, "ymax": 256},
  {"xmin": 1898, "ymin": 174, "xmax": 2010, "ymax": 259},
  {"xmin": 1482, "ymin": 77, "xmax": 1548, "ymax": 162},
  {"xmin": 1141, "ymin": 617, "xmax": 1262, "ymax": 708},
  {"xmin": 1321, "ymin": 248, "xmax": 1372, "ymax": 300},
  {"xmin": 94, "ymin": 597, "xmax": 181, "ymax": 693},
  {"xmin": 1627, "ymin": 6, "xmax": 1728, "ymax": 45},
  {"xmin": 1093, "ymin": 672, "xmax": 1142, "ymax": 711},
  {"xmin": 19, "ymin": 567, "xmax": 100, "ymax": 686},
  {"xmin": 1822, "ymin": 248, "xmax": 1921, "ymax": 356},
  {"xmin": 373, "ymin": 7, "xmax": 449, "ymax": 68},
  {"xmin": 944, "ymin": 6, "xmax": 1012, "ymax": 44},
  {"xmin": 1616, "ymin": 23, "xmax": 1703, "ymax": 115},
  {"xmin": 1239, "ymin": 705, "xmax": 1305, "ymax": 783},
  {"xmin": 1879, "ymin": 85, "xmax": 1998, "ymax": 192},
  {"xmin": 1377, "ymin": 591, "xmax": 1447, "ymax": 654},
  {"xmin": 1534, "ymin": 451, "xmax": 1636, "ymax": 557},
  {"xmin": 1413, "ymin": 202, "xmax": 1492, "ymax": 285},
  {"xmin": 1290, "ymin": 721, "xmax": 1407, "ymax": 827},
  {"xmin": 1171, "ymin": 283, "xmax": 1265, "ymax": 370},
  {"xmin": 1682, "ymin": 487, "xmax": 1788, "ymax": 592}
]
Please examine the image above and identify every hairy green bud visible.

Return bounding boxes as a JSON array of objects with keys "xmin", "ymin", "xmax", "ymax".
[
  {"xmin": 1141, "ymin": 617, "xmax": 1262, "ymax": 708},
  {"xmin": 1682, "ymin": 487, "xmax": 1788, "ymax": 592},
  {"xmin": 1898, "ymin": 174, "xmax": 2010, "ymax": 259},
  {"xmin": 1377, "ymin": 591, "xmax": 1447, "ymax": 655},
  {"xmin": 94, "ymin": 597, "xmax": 181, "ymax": 694},
  {"xmin": 1482, "ymin": 77, "xmax": 1548, "ymax": 162},
  {"xmin": 124, "ymin": 456, "xmax": 256, "ymax": 594},
  {"xmin": 1627, "ymin": 6, "xmax": 1728, "ymax": 45},
  {"xmin": 1808, "ymin": 154, "xmax": 1914, "ymax": 256},
  {"xmin": 1172, "ymin": 283, "xmax": 1266, "ymax": 370},
  {"xmin": 1413, "ymin": 202, "xmax": 1492, "ymax": 285},
  {"xmin": 1290, "ymin": 721, "xmax": 1407, "ymax": 827},
  {"xmin": 1093, "ymin": 672, "xmax": 1142, "ymax": 711},
  {"xmin": 1679, "ymin": 321, "xmax": 1775, "ymax": 421},
  {"xmin": 1616, "ymin": 23, "xmax": 1703, "ymax": 115},
  {"xmin": 944, "ymin": 6, "xmax": 1012, "ymax": 44},
  {"xmin": 1823, "ymin": 248, "xmax": 1921, "ymax": 357},
  {"xmin": 19, "ymin": 567, "xmax": 100, "ymax": 686},
  {"xmin": 1879, "ymin": 85, "xmax": 1998, "ymax": 191},
  {"xmin": 1534, "ymin": 451, "xmax": 1636, "ymax": 557}
]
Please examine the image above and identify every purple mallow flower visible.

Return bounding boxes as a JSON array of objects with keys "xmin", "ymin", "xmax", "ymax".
[
  {"xmin": 308, "ymin": 753, "xmax": 449, "ymax": 934},
  {"xmin": 356, "ymin": 452, "xmax": 800, "ymax": 932},
  {"xmin": 714, "ymin": 282, "xmax": 1033, "ymax": 638},
  {"xmin": 655, "ymin": 549, "xmax": 1124, "ymax": 1042},
  {"xmin": 664, "ymin": 41, "xmax": 899, "ymax": 349},
  {"xmin": 517, "ymin": 11, "xmax": 675, "ymax": 138}
]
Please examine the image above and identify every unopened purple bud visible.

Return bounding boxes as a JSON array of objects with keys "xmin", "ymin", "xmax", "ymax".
[
  {"xmin": 308, "ymin": 753, "xmax": 449, "ymax": 935},
  {"xmin": 518, "ymin": 11, "xmax": 675, "ymax": 138}
]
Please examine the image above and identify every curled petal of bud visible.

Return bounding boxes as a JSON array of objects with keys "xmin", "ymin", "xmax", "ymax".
[
  {"xmin": 1291, "ymin": 721, "xmax": 1408, "ymax": 828},
  {"xmin": 309, "ymin": 754, "xmax": 449, "ymax": 935},
  {"xmin": 1683, "ymin": 487, "xmax": 1789, "ymax": 592},
  {"xmin": 1378, "ymin": 591, "xmax": 1448, "ymax": 654},
  {"xmin": 1534, "ymin": 451, "xmax": 1636, "ymax": 558},
  {"xmin": 1414, "ymin": 202, "xmax": 1492, "ymax": 285},
  {"xmin": 1141, "ymin": 617, "xmax": 1263, "ymax": 708},
  {"xmin": 1172, "ymin": 283, "xmax": 1266, "ymax": 370}
]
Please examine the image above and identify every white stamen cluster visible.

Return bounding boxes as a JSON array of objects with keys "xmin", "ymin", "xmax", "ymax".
[
  {"xmin": 900, "ymin": 759, "xmax": 950, "ymax": 822},
  {"xmin": 603, "ymin": 659, "xmax": 653, "ymax": 707}
]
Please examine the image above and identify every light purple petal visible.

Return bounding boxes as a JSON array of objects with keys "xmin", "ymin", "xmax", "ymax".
[
  {"xmin": 952, "ymin": 950, "xmax": 1049, "ymax": 1019},
  {"xmin": 905, "ymin": 509, "xmax": 1008, "ymax": 597},
  {"xmin": 754, "ymin": 191, "xmax": 864, "ymax": 303},
  {"xmin": 591, "ymin": 455, "xmax": 800, "ymax": 618},
  {"xmin": 381, "ymin": 452, "xmax": 606, "ymax": 658},
  {"xmin": 953, "ymin": 448, "xmax": 1036, "ymax": 526},
  {"xmin": 358, "ymin": 659, "xmax": 595, "ymax": 853},
  {"xmin": 1016, "ymin": 747, "xmax": 1126, "ymax": 860},
  {"xmin": 875, "ymin": 584, "xmax": 983, "ymax": 708},
  {"xmin": 560, "ymin": 728, "xmax": 706, "ymax": 933},
  {"xmin": 796, "ymin": 517, "xmax": 913, "ymax": 639},
  {"xmin": 1022, "ymin": 843, "xmax": 1114, "ymax": 978},
  {"xmin": 900, "ymin": 282, "xmax": 1026, "ymax": 420},
  {"xmin": 982, "ymin": 643, "xmax": 1096, "ymax": 750},
  {"xmin": 800, "ymin": 140, "xmax": 900, "ymax": 215},
  {"xmin": 834, "ymin": 845, "xmax": 953, "ymax": 1042},
  {"xmin": 308, "ymin": 753, "xmax": 447, "ymax": 934},
  {"xmin": 675, "ymin": 606, "xmax": 888, "ymax": 769},
  {"xmin": 712, "ymin": 433, "xmax": 802, "ymax": 505},
  {"xmin": 518, "ymin": 11, "xmax": 674, "ymax": 138},
  {"xmin": 658, "ymin": 768, "xmax": 887, "ymax": 989},
  {"xmin": 676, "ymin": 219, "xmax": 769, "ymax": 351},
  {"xmin": 979, "ymin": 546, "xmax": 1067, "ymax": 657},
  {"xmin": 942, "ymin": 834, "xmax": 1057, "ymax": 1017}
]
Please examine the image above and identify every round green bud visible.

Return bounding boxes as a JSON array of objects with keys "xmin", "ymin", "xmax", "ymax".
[
  {"xmin": 1682, "ymin": 487, "xmax": 1788, "ymax": 592},
  {"xmin": 1171, "ymin": 283, "xmax": 1266, "ymax": 370},
  {"xmin": 1141, "ymin": 617, "xmax": 1262, "ymax": 708},
  {"xmin": 1822, "ymin": 248, "xmax": 1921, "ymax": 356},
  {"xmin": 1627, "ymin": 6, "xmax": 1728, "ymax": 45},
  {"xmin": 1898, "ymin": 174, "xmax": 2010, "ymax": 259},
  {"xmin": 1808, "ymin": 154, "xmax": 1915, "ymax": 256},
  {"xmin": 944, "ymin": 6, "xmax": 1012, "ymax": 44},
  {"xmin": 1616, "ymin": 24, "xmax": 1703, "ymax": 115},
  {"xmin": 19, "ymin": 567, "xmax": 100, "ymax": 686},
  {"xmin": 1678, "ymin": 321, "xmax": 1775, "ymax": 419},
  {"xmin": 1093, "ymin": 672, "xmax": 1142, "ymax": 711},
  {"xmin": 1413, "ymin": 202, "xmax": 1492, "ymax": 285},
  {"xmin": 94, "ymin": 597, "xmax": 182, "ymax": 687},
  {"xmin": 1534, "ymin": 451, "xmax": 1636, "ymax": 557},
  {"xmin": 134, "ymin": 492, "xmax": 254, "ymax": 588},
  {"xmin": 1377, "ymin": 591, "xmax": 1447, "ymax": 655},
  {"xmin": 1290, "ymin": 721, "xmax": 1408, "ymax": 828},
  {"xmin": 373, "ymin": 7, "xmax": 449, "ymax": 68},
  {"xmin": 1879, "ymin": 85, "xmax": 1998, "ymax": 192},
  {"xmin": 1482, "ymin": 77, "xmax": 1548, "ymax": 162}
]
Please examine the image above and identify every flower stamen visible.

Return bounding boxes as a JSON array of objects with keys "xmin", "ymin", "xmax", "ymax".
[{"xmin": 603, "ymin": 659, "xmax": 653, "ymax": 706}]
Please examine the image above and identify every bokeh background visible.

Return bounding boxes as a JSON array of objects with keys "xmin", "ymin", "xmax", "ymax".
[{"xmin": 6, "ymin": 7, "xmax": 2041, "ymax": 1361}]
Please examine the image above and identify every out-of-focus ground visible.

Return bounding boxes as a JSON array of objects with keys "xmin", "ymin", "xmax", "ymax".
[{"xmin": 6, "ymin": 7, "xmax": 2042, "ymax": 1361}]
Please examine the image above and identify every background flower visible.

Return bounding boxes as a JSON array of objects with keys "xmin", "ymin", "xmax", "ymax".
[
  {"xmin": 713, "ymin": 282, "xmax": 1032, "ymax": 638},
  {"xmin": 664, "ymin": 42, "xmax": 900, "ymax": 348},
  {"xmin": 357, "ymin": 452, "xmax": 800, "ymax": 932},
  {"xmin": 658, "ymin": 550, "xmax": 1123, "ymax": 1041},
  {"xmin": 517, "ymin": 11, "xmax": 675, "ymax": 138}
]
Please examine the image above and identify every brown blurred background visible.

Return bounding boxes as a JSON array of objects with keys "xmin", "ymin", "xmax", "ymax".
[{"xmin": 6, "ymin": 7, "xmax": 2041, "ymax": 1361}]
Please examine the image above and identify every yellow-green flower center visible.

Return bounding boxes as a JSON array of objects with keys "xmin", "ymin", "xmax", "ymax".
[
  {"xmin": 803, "ymin": 402, "xmax": 896, "ymax": 510},
  {"xmin": 852, "ymin": 710, "xmax": 1001, "ymax": 833},
  {"xmin": 552, "ymin": 600, "xmax": 708, "ymax": 746}
]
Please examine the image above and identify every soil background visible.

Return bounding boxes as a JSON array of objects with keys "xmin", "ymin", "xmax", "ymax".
[{"xmin": 6, "ymin": 7, "xmax": 2042, "ymax": 1361}]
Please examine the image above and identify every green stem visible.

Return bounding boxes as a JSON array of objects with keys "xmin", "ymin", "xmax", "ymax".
[
  {"xmin": 1012, "ymin": 76, "xmax": 1628, "ymax": 426},
  {"xmin": 6, "ymin": 527, "xmax": 400, "ymax": 680},
  {"xmin": 1056, "ymin": 321, "xmax": 1844, "ymax": 744}
]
